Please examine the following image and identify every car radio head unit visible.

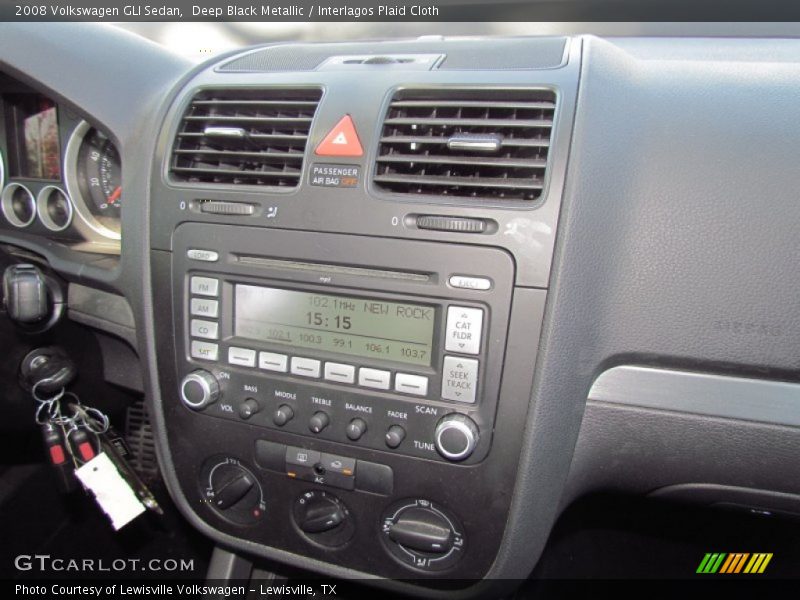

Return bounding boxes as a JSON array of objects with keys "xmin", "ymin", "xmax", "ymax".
[{"xmin": 171, "ymin": 223, "xmax": 514, "ymax": 466}]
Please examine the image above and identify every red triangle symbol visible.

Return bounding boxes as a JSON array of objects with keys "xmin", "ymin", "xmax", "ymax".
[{"xmin": 315, "ymin": 115, "xmax": 363, "ymax": 157}]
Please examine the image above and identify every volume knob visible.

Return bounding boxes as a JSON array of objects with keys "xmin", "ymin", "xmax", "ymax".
[
  {"xmin": 434, "ymin": 414, "xmax": 479, "ymax": 461},
  {"xmin": 180, "ymin": 370, "xmax": 220, "ymax": 410}
]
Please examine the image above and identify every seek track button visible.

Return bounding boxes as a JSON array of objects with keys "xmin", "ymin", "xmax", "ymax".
[{"xmin": 441, "ymin": 356, "xmax": 479, "ymax": 404}]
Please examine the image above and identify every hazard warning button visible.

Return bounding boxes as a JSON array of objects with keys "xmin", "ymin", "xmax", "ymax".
[{"xmin": 315, "ymin": 115, "xmax": 364, "ymax": 157}]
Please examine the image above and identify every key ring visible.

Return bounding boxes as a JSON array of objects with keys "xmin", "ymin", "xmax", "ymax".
[
  {"xmin": 68, "ymin": 402, "xmax": 110, "ymax": 435},
  {"xmin": 32, "ymin": 380, "xmax": 65, "ymax": 404},
  {"xmin": 81, "ymin": 407, "xmax": 110, "ymax": 434},
  {"xmin": 33, "ymin": 384, "xmax": 66, "ymax": 425}
]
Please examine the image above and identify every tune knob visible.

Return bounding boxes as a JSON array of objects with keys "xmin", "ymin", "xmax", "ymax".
[
  {"xmin": 180, "ymin": 370, "xmax": 220, "ymax": 410},
  {"xmin": 434, "ymin": 414, "xmax": 479, "ymax": 461}
]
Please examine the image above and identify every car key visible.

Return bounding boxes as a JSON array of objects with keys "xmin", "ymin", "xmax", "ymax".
[
  {"xmin": 67, "ymin": 426, "xmax": 98, "ymax": 464},
  {"xmin": 41, "ymin": 422, "xmax": 78, "ymax": 493}
]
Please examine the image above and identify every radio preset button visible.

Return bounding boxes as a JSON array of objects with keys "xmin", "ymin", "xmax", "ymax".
[
  {"xmin": 190, "ymin": 298, "xmax": 219, "ymax": 318},
  {"xmin": 190, "ymin": 276, "xmax": 219, "ymax": 297},
  {"xmin": 359, "ymin": 368, "xmax": 391, "ymax": 390},
  {"xmin": 346, "ymin": 418, "xmax": 367, "ymax": 441},
  {"xmin": 190, "ymin": 340, "xmax": 219, "ymax": 361},
  {"xmin": 273, "ymin": 404, "xmax": 294, "ymax": 426},
  {"xmin": 187, "ymin": 249, "xmax": 219, "ymax": 262},
  {"xmin": 309, "ymin": 411, "xmax": 330, "ymax": 434},
  {"xmin": 394, "ymin": 373, "xmax": 429, "ymax": 396},
  {"xmin": 259, "ymin": 352, "xmax": 288, "ymax": 373},
  {"xmin": 291, "ymin": 357, "xmax": 322, "ymax": 378},
  {"xmin": 448, "ymin": 275, "xmax": 492, "ymax": 291},
  {"xmin": 445, "ymin": 306, "xmax": 483, "ymax": 355},
  {"xmin": 442, "ymin": 356, "xmax": 479, "ymax": 404},
  {"xmin": 324, "ymin": 362, "xmax": 356, "ymax": 384},
  {"xmin": 228, "ymin": 347, "xmax": 256, "ymax": 368},
  {"xmin": 190, "ymin": 319, "xmax": 219, "ymax": 340}
]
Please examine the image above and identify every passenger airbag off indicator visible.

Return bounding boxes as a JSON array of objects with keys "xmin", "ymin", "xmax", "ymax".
[
  {"xmin": 310, "ymin": 164, "xmax": 361, "ymax": 188},
  {"xmin": 315, "ymin": 115, "xmax": 364, "ymax": 157}
]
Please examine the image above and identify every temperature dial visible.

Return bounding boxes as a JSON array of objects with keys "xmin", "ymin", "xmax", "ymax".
[
  {"xmin": 381, "ymin": 499, "xmax": 465, "ymax": 571},
  {"xmin": 201, "ymin": 456, "xmax": 265, "ymax": 525},
  {"xmin": 293, "ymin": 490, "xmax": 355, "ymax": 547}
]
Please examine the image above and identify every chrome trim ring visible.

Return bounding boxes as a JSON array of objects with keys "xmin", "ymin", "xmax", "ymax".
[
  {"xmin": 180, "ymin": 371, "xmax": 218, "ymax": 409},
  {"xmin": 0, "ymin": 148, "xmax": 5, "ymax": 191},
  {"xmin": 36, "ymin": 185, "xmax": 73, "ymax": 232},
  {"xmin": 1, "ymin": 183, "xmax": 36, "ymax": 228},
  {"xmin": 434, "ymin": 418, "xmax": 477, "ymax": 461},
  {"xmin": 64, "ymin": 120, "xmax": 121, "ymax": 241}
]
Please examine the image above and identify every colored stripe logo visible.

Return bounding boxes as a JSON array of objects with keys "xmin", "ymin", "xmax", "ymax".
[{"xmin": 697, "ymin": 553, "xmax": 772, "ymax": 574}]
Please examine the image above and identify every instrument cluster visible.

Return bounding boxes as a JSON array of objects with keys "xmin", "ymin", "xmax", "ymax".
[{"xmin": 0, "ymin": 84, "xmax": 122, "ymax": 249}]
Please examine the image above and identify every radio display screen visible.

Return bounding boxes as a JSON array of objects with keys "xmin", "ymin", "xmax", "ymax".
[{"xmin": 234, "ymin": 285, "xmax": 435, "ymax": 367}]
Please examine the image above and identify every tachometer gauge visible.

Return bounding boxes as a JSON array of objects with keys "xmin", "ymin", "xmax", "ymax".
[{"xmin": 65, "ymin": 120, "xmax": 122, "ymax": 240}]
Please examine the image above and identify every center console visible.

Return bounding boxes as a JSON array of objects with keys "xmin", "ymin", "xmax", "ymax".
[{"xmin": 147, "ymin": 36, "xmax": 580, "ymax": 590}]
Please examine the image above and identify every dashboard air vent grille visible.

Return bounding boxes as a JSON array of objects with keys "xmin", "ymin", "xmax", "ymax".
[
  {"xmin": 374, "ymin": 89, "xmax": 555, "ymax": 202},
  {"xmin": 170, "ymin": 87, "xmax": 322, "ymax": 187}
]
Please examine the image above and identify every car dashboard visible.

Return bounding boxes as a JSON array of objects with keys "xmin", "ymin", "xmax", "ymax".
[{"xmin": 2, "ymin": 23, "xmax": 800, "ymax": 595}]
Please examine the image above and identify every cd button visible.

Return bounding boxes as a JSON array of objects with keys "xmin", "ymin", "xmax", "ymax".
[{"xmin": 190, "ymin": 319, "xmax": 219, "ymax": 340}]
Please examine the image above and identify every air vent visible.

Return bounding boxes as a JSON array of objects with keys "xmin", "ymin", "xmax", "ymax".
[
  {"xmin": 374, "ymin": 89, "xmax": 555, "ymax": 202},
  {"xmin": 170, "ymin": 88, "xmax": 322, "ymax": 187}
]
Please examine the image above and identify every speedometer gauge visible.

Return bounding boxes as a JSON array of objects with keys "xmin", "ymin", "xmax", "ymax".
[
  {"xmin": 65, "ymin": 120, "xmax": 122, "ymax": 240},
  {"xmin": 80, "ymin": 130, "xmax": 121, "ymax": 219}
]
